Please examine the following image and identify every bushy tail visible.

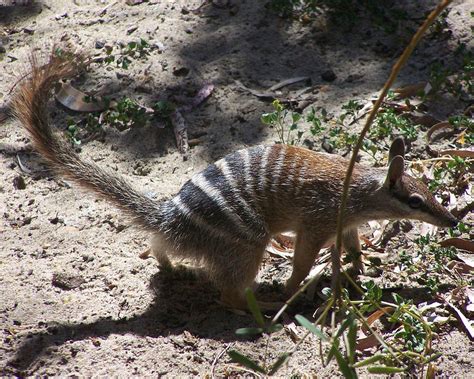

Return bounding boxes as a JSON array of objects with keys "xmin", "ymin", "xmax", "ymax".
[{"xmin": 12, "ymin": 50, "xmax": 163, "ymax": 231}]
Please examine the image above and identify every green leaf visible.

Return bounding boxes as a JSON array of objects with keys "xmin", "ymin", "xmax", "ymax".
[
  {"xmin": 235, "ymin": 327, "xmax": 264, "ymax": 336},
  {"xmin": 331, "ymin": 344, "xmax": 358, "ymax": 379},
  {"xmin": 228, "ymin": 350, "xmax": 266, "ymax": 374},
  {"xmin": 335, "ymin": 316, "xmax": 353, "ymax": 339},
  {"xmin": 367, "ymin": 366, "xmax": 405, "ymax": 374},
  {"xmin": 267, "ymin": 323, "xmax": 284, "ymax": 333},
  {"xmin": 347, "ymin": 316, "xmax": 357, "ymax": 365},
  {"xmin": 295, "ymin": 314, "xmax": 328, "ymax": 341},
  {"xmin": 353, "ymin": 354, "xmax": 384, "ymax": 368},
  {"xmin": 269, "ymin": 353, "xmax": 290, "ymax": 375},
  {"xmin": 292, "ymin": 113, "xmax": 302, "ymax": 123},
  {"xmin": 245, "ymin": 288, "xmax": 265, "ymax": 327},
  {"xmin": 261, "ymin": 112, "xmax": 277, "ymax": 125}
]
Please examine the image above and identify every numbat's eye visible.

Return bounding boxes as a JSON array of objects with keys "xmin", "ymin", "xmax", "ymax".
[{"xmin": 408, "ymin": 194, "xmax": 424, "ymax": 209}]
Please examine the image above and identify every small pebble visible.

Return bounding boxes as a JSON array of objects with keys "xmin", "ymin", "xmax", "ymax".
[
  {"xmin": 95, "ymin": 39, "xmax": 106, "ymax": 49},
  {"xmin": 13, "ymin": 175, "xmax": 26, "ymax": 190},
  {"xmin": 52, "ymin": 272, "xmax": 85, "ymax": 290},
  {"xmin": 321, "ymin": 69, "xmax": 336, "ymax": 82},
  {"xmin": 23, "ymin": 27, "xmax": 35, "ymax": 35}
]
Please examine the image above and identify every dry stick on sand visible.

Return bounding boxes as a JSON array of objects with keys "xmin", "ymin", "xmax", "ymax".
[{"xmin": 332, "ymin": 0, "xmax": 454, "ymax": 299}]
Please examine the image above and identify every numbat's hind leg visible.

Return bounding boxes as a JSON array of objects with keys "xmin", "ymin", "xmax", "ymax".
[
  {"xmin": 149, "ymin": 234, "xmax": 173, "ymax": 269},
  {"xmin": 211, "ymin": 243, "xmax": 271, "ymax": 311}
]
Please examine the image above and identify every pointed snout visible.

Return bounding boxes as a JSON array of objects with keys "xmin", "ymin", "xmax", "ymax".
[{"xmin": 433, "ymin": 209, "xmax": 459, "ymax": 228}]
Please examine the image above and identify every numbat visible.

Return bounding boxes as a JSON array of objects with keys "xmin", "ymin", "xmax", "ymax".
[{"xmin": 13, "ymin": 54, "xmax": 458, "ymax": 310}]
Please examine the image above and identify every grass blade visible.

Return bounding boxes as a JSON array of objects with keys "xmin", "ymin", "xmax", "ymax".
[
  {"xmin": 331, "ymin": 344, "xmax": 358, "ymax": 379},
  {"xmin": 245, "ymin": 288, "xmax": 265, "ymax": 327},
  {"xmin": 228, "ymin": 350, "xmax": 266, "ymax": 374},
  {"xmin": 346, "ymin": 316, "xmax": 357, "ymax": 365},
  {"xmin": 295, "ymin": 314, "xmax": 328, "ymax": 341},
  {"xmin": 269, "ymin": 353, "xmax": 291, "ymax": 375},
  {"xmin": 235, "ymin": 327, "xmax": 264, "ymax": 336},
  {"xmin": 367, "ymin": 366, "xmax": 405, "ymax": 374}
]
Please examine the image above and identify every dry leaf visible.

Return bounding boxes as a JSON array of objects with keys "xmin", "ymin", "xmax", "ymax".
[
  {"xmin": 426, "ymin": 121, "xmax": 452, "ymax": 142},
  {"xmin": 356, "ymin": 334, "xmax": 379, "ymax": 351},
  {"xmin": 274, "ymin": 232, "xmax": 296, "ymax": 249},
  {"xmin": 172, "ymin": 84, "xmax": 214, "ymax": 157},
  {"xmin": 267, "ymin": 77, "xmax": 310, "ymax": 92},
  {"xmin": 419, "ymin": 222, "xmax": 438, "ymax": 236},
  {"xmin": 439, "ymin": 238, "xmax": 474, "ymax": 253},
  {"xmin": 437, "ymin": 291, "xmax": 474, "ymax": 340},
  {"xmin": 447, "ymin": 261, "xmax": 474, "ymax": 275},
  {"xmin": 235, "ymin": 80, "xmax": 276, "ymax": 99},
  {"xmin": 266, "ymin": 239, "xmax": 293, "ymax": 259},
  {"xmin": 55, "ymin": 83, "xmax": 106, "ymax": 112},
  {"xmin": 284, "ymin": 322, "xmax": 301, "ymax": 343},
  {"xmin": 356, "ymin": 306, "xmax": 395, "ymax": 351},
  {"xmin": 361, "ymin": 307, "xmax": 394, "ymax": 335},
  {"xmin": 360, "ymin": 235, "xmax": 385, "ymax": 253},
  {"xmin": 438, "ymin": 149, "xmax": 474, "ymax": 158},
  {"xmin": 410, "ymin": 113, "xmax": 441, "ymax": 128},
  {"xmin": 171, "ymin": 109, "xmax": 188, "ymax": 157},
  {"xmin": 393, "ymin": 82, "xmax": 427, "ymax": 98}
]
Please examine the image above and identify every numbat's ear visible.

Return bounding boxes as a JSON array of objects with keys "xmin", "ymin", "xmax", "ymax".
[
  {"xmin": 388, "ymin": 137, "xmax": 405, "ymax": 162},
  {"xmin": 384, "ymin": 155, "xmax": 405, "ymax": 188}
]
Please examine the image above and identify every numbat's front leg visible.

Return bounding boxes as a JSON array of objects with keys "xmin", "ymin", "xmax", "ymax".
[
  {"xmin": 343, "ymin": 227, "xmax": 364, "ymax": 275},
  {"xmin": 285, "ymin": 231, "xmax": 326, "ymax": 295}
]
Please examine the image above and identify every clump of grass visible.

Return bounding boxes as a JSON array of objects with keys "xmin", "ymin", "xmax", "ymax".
[{"xmin": 229, "ymin": 287, "xmax": 439, "ymax": 376}]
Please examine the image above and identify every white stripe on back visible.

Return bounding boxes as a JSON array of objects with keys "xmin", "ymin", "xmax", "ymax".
[
  {"xmin": 271, "ymin": 146, "xmax": 287, "ymax": 193},
  {"xmin": 241, "ymin": 148, "xmax": 255, "ymax": 200},
  {"xmin": 258, "ymin": 146, "xmax": 271, "ymax": 193},
  {"xmin": 215, "ymin": 157, "xmax": 264, "ymax": 231},
  {"xmin": 191, "ymin": 172, "xmax": 254, "ymax": 238},
  {"xmin": 171, "ymin": 195, "xmax": 228, "ymax": 240},
  {"xmin": 284, "ymin": 159, "xmax": 299, "ymax": 189},
  {"xmin": 294, "ymin": 160, "xmax": 309, "ymax": 196}
]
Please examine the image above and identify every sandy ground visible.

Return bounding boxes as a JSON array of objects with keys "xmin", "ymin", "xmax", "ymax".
[{"xmin": 0, "ymin": 0, "xmax": 473, "ymax": 376}]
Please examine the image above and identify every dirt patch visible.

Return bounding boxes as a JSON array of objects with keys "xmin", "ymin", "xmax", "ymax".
[{"xmin": 1, "ymin": 0, "xmax": 473, "ymax": 376}]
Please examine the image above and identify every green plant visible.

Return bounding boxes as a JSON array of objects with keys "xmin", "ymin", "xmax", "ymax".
[
  {"xmin": 153, "ymin": 100, "xmax": 175, "ymax": 127},
  {"xmin": 230, "ymin": 286, "xmax": 440, "ymax": 376},
  {"xmin": 429, "ymin": 9, "xmax": 450, "ymax": 36},
  {"xmin": 65, "ymin": 118, "xmax": 82, "ymax": 145},
  {"xmin": 228, "ymin": 288, "xmax": 287, "ymax": 375},
  {"xmin": 103, "ymin": 97, "xmax": 149, "ymax": 130},
  {"xmin": 371, "ymin": 108, "xmax": 417, "ymax": 141},
  {"xmin": 261, "ymin": 100, "xmax": 304, "ymax": 145},
  {"xmin": 428, "ymin": 51, "xmax": 473, "ymax": 97},
  {"xmin": 449, "ymin": 115, "xmax": 474, "ymax": 144},
  {"xmin": 428, "ymin": 155, "xmax": 471, "ymax": 193},
  {"xmin": 389, "ymin": 294, "xmax": 428, "ymax": 353},
  {"xmin": 360, "ymin": 280, "xmax": 382, "ymax": 313},
  {"xmin": 103, "ymin": 38, "xmax": 152, "ymax": 69},
  {"xmin": 306, "ymin": 107, "xmax": 327, "ymax": 136},
  {"xmin": 327, "ymin": 126, "xmax": 358, "ymax": 150},
  {"xmin": 448, "ymin": 221, "xmax": 470, "ymax": 238}
]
